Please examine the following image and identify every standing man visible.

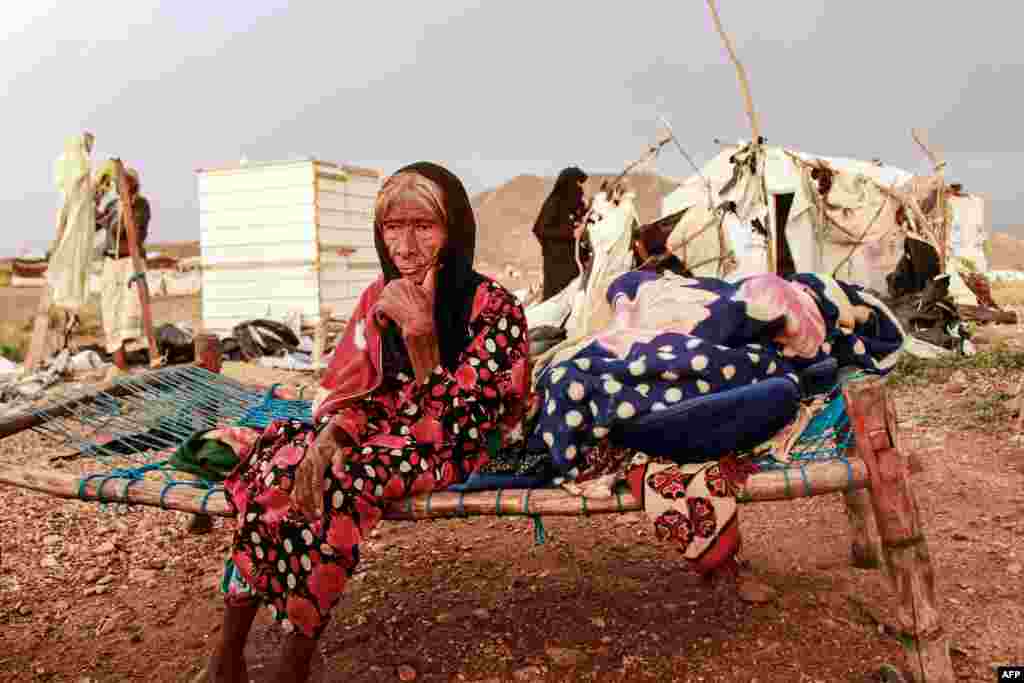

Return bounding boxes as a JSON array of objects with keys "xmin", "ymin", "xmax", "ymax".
[{"xmin": 96, "ymin": 167, "xmax": 151, "ymax": 375}]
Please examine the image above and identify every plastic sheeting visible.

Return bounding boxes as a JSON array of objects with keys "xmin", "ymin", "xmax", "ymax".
[
  {"xmin": 659, "ymin": 143, "xmax": 987, "ymax": 297},
  {"xmin": 47, "ymin": 135, "xmax": 96, "ymax": 311},
  {"xmin": 565, "ymin": 192, "xmax": 639, "ymax": 338}
]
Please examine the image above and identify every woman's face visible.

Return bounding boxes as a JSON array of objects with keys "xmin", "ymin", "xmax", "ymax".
[{"xmin": 379, "ymin": 199, "xmax": 448, "ymax": 284}]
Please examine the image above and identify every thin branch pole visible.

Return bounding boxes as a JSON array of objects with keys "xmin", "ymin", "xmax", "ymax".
[
  {"xmin": 911, "ymin": 128, "xmax": 948, "ymax": 274},
  {"xmin": 706, "ymin": 0, "xmax": 761, "ymax": 143}
]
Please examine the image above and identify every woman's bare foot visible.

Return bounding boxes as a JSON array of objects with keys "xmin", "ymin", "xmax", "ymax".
[{"xmin": 204, "ymin": 652, "xmax": 248, "ymax": 683}]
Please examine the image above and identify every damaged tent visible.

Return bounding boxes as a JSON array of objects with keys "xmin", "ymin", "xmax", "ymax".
[{"xmin": 658, "ymin": 142, "xmax": 990, "ymax": 306}]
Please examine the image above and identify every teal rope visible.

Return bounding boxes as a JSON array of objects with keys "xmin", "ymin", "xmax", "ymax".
[
  {"xmin": 799, "ymin": 464, "xmax": 811, "ymax": 497},
  {"xmin": 199, "ymin": 486, "xmax": 217, "ymax": 514},
  {"xmin": 522, "ymin": 489, "xmax": 546, "ymax": 546},
  {"xmin": 532, "ymin": 516, "xmax": 546, "ymax": 545},
  {"xmin": 495, "ymin": 489, "xmax": 504, "ymax": 517}
]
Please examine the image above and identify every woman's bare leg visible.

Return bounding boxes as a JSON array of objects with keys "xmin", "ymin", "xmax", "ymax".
[
  {"xmin": 209, "ymin": 604, "xmax": 258, "ymax": 683},
  {"xmin": 276, "ymin": 632, "xmax": 320, "ymax": 682}
]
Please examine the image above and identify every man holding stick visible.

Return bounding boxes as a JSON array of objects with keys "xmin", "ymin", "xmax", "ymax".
[{"xmin": 96, "ymin": 166, "xmax": 152, "ymax": 375}]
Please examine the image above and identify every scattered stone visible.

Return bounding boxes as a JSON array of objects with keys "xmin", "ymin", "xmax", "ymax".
[
  {"xmin": 397, "ymin": 664, "xmax": 417, "ymax": 681},
  {"xmin": 130, "ymin": 569, "xmax": 157, "ymax": 584},
  {"xmin": 18, "ymin": 605, "xmax": 32, "ymax": 616},
  {"xmin": 43, "ymin": 534, "xmax": 62, "ymax": 546},
  {"xmin": 97, "ymin": 574, "xmax": 115, "ymax": 586},
  {"xmin": 738, "ymin": 579, "xmax": 777, "ymax": 604},
  {"xmin": 83, "ymin": 587, "xmax": 97, "ymax": 597},
  {"xmin": 591, "ymin": 616, "xmax": 607, "ymax": 629},
  {"xmin": 435, "ymin": 612, "xmax": 453, "ymax": 624},
  {"xmin": 1008, "ymin": 562, "xmax": 1022, "ymax": 576},
  {"xmin": 546, "ymin": 647, "xmax": 585, "ymax": 668},
  {"xmin": 951, "ymin": 532, "xmax": 971, "ymax": 542},
  {"xmin": 95, "ymin": 586, "xmax": 109, "ymax": 595},
  {"xmin": 512, "ymin": 665, "xmax": 545, "ymax": 680},
  {"xmin": 84, "ymin": 569, "xmax": 103, "ymax": 583},
  {"xmin": 94, "ymin": 542, "xmax": 116, "ymax": 555},
  {"xmin": 147, "ymin": 559, "xmax": 166, "ymax": 570},
  {"xmin": 40, "ymin": 556, "xmax": 59, "ymax": 569}
]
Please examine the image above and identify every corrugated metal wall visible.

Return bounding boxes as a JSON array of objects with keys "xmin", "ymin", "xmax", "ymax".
[
  {"xmin": 198, "ymin": 160, "xmax": 382, "ymax": 335},
  {"xmin": 199, "ymin": 161, "xmax": 320, "ymax": 334},
  {"xmin": 317, "ymin": 167, "xmax": 381, "ymax": 317}
]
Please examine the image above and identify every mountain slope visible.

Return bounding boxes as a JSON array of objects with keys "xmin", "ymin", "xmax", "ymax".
[{"xmin": 471, "ymin": 173, "xmax": 678, "ymax": 277}]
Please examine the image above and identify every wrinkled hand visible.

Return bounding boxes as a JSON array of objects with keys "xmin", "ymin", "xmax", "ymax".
[
  {"xmin": 373, "ymin": 264, "xmax": 438, "ymax": 339},
  {"xmin": 291, "ymin": 421, "xmax": 349, "ymax": 520}
]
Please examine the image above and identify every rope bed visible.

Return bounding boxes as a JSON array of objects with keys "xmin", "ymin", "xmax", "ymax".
[
  {"xmin": 0, "ymin": 365, "xmax": 953, "ymax": 682},
  {"xmin": 0, "ymin": 366, "xmax": 866, "ymax": 520}
]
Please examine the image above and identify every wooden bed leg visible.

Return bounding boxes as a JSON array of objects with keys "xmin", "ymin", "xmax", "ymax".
[
  {"xmin": 844, "ymin": 379, "xmax": 954, "ymax": 683},
  {"xmin": 187, "ymin": 332, "xmax": 223, "ymax": 534},
  {"xmin": 843, "ymin": 488, "xmax": 884, "ymax": 570}
]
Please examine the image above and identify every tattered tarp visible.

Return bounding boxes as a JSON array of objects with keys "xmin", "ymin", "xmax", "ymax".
[{"xmin": 659, "ymin": 143, "xmax": 989, "ymax": 302}]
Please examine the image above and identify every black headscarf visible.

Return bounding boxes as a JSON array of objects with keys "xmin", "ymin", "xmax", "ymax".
[
  {"xmin": 532, "ymin": 166, "xmax": 588, "ymax": 242},
  {"xmin": 374, "ymin": 162, "xmax": 485, "ymax": 377}
]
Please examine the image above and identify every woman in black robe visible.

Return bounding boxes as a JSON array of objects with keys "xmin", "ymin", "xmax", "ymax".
[{"xmin": 533, "ymin": 166, "xmax": 587, "ymax": 301}]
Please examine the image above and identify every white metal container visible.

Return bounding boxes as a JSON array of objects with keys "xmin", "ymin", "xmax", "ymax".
[{"xmin": 195, "ymin": 158, "xmax": 383, "ymax": 335}]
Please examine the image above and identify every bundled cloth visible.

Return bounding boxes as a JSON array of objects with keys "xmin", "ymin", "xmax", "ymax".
[
  {"xmin": 47, "ymin": 134, "xmax": 96, "ymax": 311},
  {"xmin": 520, "ymin": 270, "xmax": 904, "ymax": 574},
  {"xmin": 232, "ymin": 320, "xmax": 300, "ymax": 360}
]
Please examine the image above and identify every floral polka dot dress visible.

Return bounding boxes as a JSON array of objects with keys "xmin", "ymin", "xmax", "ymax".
[{"xmin": 223, "ymin": 280, "xmax": 529, "ymax": 638}]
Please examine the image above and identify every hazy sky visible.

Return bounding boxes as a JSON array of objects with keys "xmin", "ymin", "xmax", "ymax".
[{"xmin": 3, "ymin": 1, "xmax": 1021, "ymax": 256}]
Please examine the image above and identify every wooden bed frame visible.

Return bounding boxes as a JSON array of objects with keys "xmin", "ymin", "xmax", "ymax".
[{"xmin": 0, "ymin": 371, "xmax": 953, "ymax": 682}]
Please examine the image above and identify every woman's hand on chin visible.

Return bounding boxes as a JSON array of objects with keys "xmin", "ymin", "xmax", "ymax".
[{"xmin": 375, "ymin": 265, "xmax": 441, "ymax": 382}]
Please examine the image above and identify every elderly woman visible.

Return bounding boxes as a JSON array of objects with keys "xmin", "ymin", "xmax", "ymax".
[{"xmin": 208, "ymin": 162, "xmax": 530, "ymax": 682}]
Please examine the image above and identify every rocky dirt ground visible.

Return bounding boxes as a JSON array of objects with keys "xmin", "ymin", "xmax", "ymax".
[{"xmin": 1, "ymin": 292, "xmax": 1023, "ymax": 682}]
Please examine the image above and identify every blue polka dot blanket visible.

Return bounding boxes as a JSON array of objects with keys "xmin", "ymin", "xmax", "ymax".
[
  {"xmin": 526, "ymin": 271, "xmax": 904, "ymax": 480},
  {"xmin": 511, "ymin": 271, "xmax": 904, "ymax": 575}
]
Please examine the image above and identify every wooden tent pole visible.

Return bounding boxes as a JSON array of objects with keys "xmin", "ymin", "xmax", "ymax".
[
  {"xmin": 705, "ymin": 0, "xmax": 775, "ymax": 273},
  {"xmin": 911, "ymin": 128, "xmax": 948, "ymax": 274},
  {"xmin": 110, "ymin": 159, "xmax": 161, "ymax": 366},
  {"xmin": 706, "ymin": 0, "xmax": 761, "ymax": 143}
]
